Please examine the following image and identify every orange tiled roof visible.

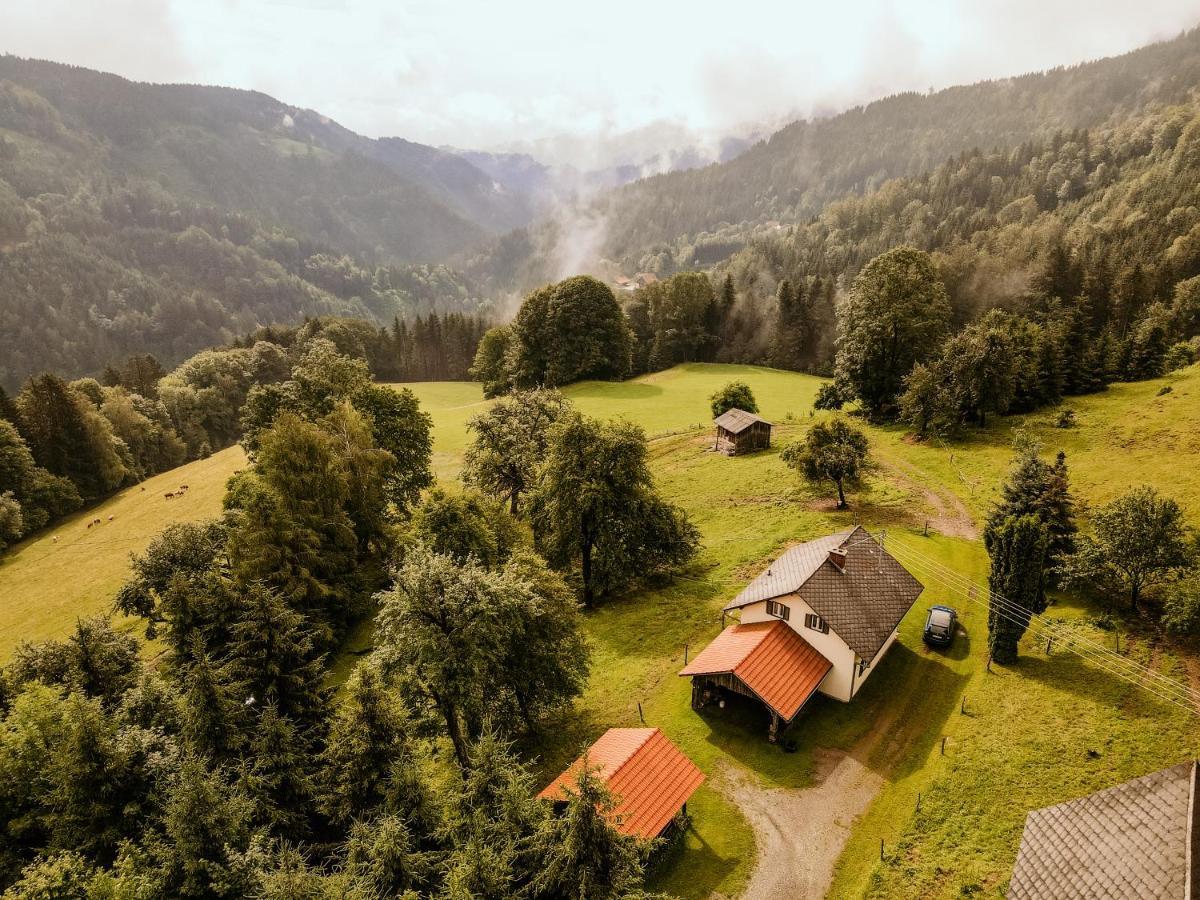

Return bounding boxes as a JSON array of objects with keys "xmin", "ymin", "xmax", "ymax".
[
  {"xmin": 679, "ymin": 620, "xmax": 832, "ymax": 721},
  {"xmin": 537, "ymin": 727, "xmax": 705, "ymax": 839}
]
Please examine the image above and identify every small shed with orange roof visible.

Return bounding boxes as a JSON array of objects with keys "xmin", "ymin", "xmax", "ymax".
[
  {"xmin": 537, "ymin": 727, "xmax": 705, "ymax": 840},
  {"xmin": 680, "ymin": 619, "xmax": 832, "ymax": 741}
]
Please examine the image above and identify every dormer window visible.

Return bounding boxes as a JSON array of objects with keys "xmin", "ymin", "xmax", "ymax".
[
  {"xmin": 804, "ymin": 613, "xmax": 829, "ymax": 634},
  {"xmin": 766, "ymin": 600, "xmax": 790, "ymax": 621}
]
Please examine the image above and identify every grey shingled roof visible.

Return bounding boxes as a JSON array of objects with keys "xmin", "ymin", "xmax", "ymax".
[
  {"xmin": 1008, "ymin": 761, "xmax": 1198, "ymax": 900},
  {"xmin": 713, "ymin": 408, "xmax": 772, "ymax": 434},
  {"xmin": 724, "ymin": 526, "xmax": 924, "ymax": 660}
]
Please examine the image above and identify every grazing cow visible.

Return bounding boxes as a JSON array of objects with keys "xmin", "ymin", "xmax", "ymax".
[
  {"xmin": 108, "ymin": 515, "xmax": 114, "ymax": 522},
  {"xmin": 179, "ymin": 485, "xmax": 189, "ymax": 492},
  {"xmin": 94, "ymin": 518, "xmax": 101, "ymax": 525},
  {"xmin": 165, "ymin": 492, "xmax": 175, "ymax": 499},
  {"xmin": 52, "ymin": 536, "xmax": 58, "ymax": 543},
  {"xmin": 86, "ymin": 522, "xmax": 93, "ymax": 529}
]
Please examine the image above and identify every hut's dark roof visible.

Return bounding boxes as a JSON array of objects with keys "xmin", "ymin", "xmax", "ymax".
[
  {"xmin": 724, "ymin": 526, "xmax": 924, "ymax": 660},
  {"xmin": 713, "ymin": 408, "xmax": 772, "ymax": 434},
  {"xmin": 1008, "ymin": 760, "xmax": 1198, "ymax": 899}
]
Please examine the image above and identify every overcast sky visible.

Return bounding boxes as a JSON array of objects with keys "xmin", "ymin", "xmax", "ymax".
[{"xmin": 2, "ymin": 1, "xmax": 1198, "ymax": 165}]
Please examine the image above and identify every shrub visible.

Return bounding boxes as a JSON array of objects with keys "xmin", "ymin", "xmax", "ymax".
[{"xmin": 709, "ymin": 381, "xmax": 757, "ymax": 418}]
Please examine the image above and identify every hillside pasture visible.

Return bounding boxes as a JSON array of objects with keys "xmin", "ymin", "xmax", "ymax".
[
  {"xmin": 1, "ymin": 362, "xmax": 1197, "ymax": 898},
  {"xmin": 397, "ymin": 362, "xmax": 1200, "ymax": 899},
  {"xmin": 0, "ymin": 446, "xmax": 246, "ymax": 661}
]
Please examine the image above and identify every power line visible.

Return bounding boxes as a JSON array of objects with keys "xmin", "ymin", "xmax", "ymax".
[
  {"xmin": 877, "ymin": 534, "xmax": 1200, "ymax": 716},
  {"xmin": 887, "ymin": 552, "xmax": 1200, "ymax": 717},
  {"xmin": 884, "ymin": 534, "xmax": 1200, "ymax": 705}
]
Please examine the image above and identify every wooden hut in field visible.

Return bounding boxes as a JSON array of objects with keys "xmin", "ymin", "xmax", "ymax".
[{"xmin": 713, "ymin": 408, "xmax": 772, "ymax": 455}]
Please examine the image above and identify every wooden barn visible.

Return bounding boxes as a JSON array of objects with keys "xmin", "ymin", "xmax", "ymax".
[{"xmin": 713, "ymin": 408, "xmax": 772, "ymax": 455}]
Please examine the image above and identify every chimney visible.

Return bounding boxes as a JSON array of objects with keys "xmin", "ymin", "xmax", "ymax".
[{"xmin": 828, "ymin": 547, "xmax": 847, "ymax": 572}]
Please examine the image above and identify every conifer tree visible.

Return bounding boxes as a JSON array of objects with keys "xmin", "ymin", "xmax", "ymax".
[
  {"xmin": 987, "ymin": 446, "xmax": 1076, "ymax": 573},
  {"xmin": 343, "ymin": 815, "xmax": 428, "ymax": 898},
  {"xmin": 224, "ymin": 585, "xmax": 327, "ymax": 735},
  {"xmin": 240, "ymin": 703, "xmax": 315, "ymax": 839},
  {"xmin": 178, "ymin": 635, "xmax": 244, "ymax": 761},
  {"xmin": 318, "ymin": 661, "xmax": 417, "ymax": 827},
  {"xmin": 145, "ymin": 755, "xmax": 255, "ymax": 899},
  {"xmin": 228, "ymin": 414, "xmax": 360, "ymax": 642},
  {"xmin": 985, "ymin": 514, "xmax": 1050, "ymax": 664},
  {"xmin": 533, "ymin": 764, "xmax": 645, "ymax": 900}
]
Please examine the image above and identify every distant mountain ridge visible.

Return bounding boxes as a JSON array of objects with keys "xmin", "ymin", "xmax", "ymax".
[
  {"xmin": 590, "ymin": 26, "xmax": 1200, "ymax": 267},
  {"xmin": 0, "ymin": 55, "xmax": 516, "ymax": 386}
]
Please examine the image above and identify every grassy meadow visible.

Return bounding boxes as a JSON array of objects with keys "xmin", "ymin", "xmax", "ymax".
[
  {"xmin": 397, "ymin": 362, "xmax": 1200, "ymax": 899},
  {"xmin": 1, "ymin": 361, "xmax": 1198, "ymax": 898},
  {"xmin": 0, "ymin": 446, "xmax": 246, "ymax": 660}
]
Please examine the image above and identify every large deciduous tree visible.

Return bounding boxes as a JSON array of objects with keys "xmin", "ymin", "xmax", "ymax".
[
  {"xmin": 1064, "ymin": 485, "xmax": 1195, "ymax": 609},
  {"xmin": 511, "ymin": 276, "xmax": 632, "ymax": 387},
  {"xmin": 528, "ymin": 414, "xmax": 699, "ymax": 607},
  {"xmin": 463, "ymin": 389, "xmax": 573, "ymax": 515},
  {"xmin": 709, "ymin": 381, "xmax": 758, "ymax": 418},
  {"xmin": 834, "ymin": 247, "xmax": 952, "ymax": 419},
  {"xmin": 374, "ymin": 547, "xmax": 590, "ymax": 766},
  {"xmin": 781, "ymin": 417, "xmax": 870, "ymax": 509}
]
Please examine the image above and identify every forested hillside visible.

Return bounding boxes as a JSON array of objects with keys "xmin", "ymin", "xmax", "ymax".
[
  {"xmin": 463, "ymin": 26, "xmax": 1200, "ymax": 293},
  {"xmin": 0, "ymin": 57, "xmax": 508, "ymax": 387},
  {"xmin": 600, "ymin": 27, "xmax": 1200, "ymax": 265}
]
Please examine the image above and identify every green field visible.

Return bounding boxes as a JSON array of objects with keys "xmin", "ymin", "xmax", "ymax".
[
  {"xmin": 0, "ymin": 446, "xmax": 247, "ymax": 661},
  {"xmin": 2, "ymin": 362, "xmax": 1198, "ymax": 898}
]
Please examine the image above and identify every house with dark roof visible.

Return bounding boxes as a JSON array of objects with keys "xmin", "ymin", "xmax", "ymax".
[
  {"xmin": 1008, "ymin": 760, "xmax": 1199, "ymax": 899},
  {"xmin": 713, "ymin": 408, "xmax": 772, "ymax": 455},
  {"xmin": 680, "ymin": 526, "xmax": 923, "ymax": 739},
  {"xmin": 537, "ymin": 727, "xmax": 705, "ymax": 840}
]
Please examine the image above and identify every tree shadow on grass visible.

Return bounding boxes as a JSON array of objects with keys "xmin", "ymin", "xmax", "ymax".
[
  {"xmin": 1002, "ymin": 650, "xmax": 1182, "ymax": 721},
  {"xmin": 686, "ymin": 641, "xmax": 971, "ymax": 786},
  {"xmin": 647, "ymin": 814, "xmax": 742, "ymax": 899},
  {"xmin": 568, "ymin": 381, "xmax": 664, "ymax": 401}
]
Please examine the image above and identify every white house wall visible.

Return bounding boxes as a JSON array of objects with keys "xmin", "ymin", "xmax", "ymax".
[
  {"xmin": 738, "ymin": 594, "xmax": 858, "ymax": 702},
  {"xmin": 853, "ymin": 628, "xmax": 899, "ymax": 697}
]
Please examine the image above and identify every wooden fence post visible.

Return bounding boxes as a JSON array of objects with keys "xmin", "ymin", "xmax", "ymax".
[{"xmin": 637, "ymin": 702, "xmax": 645, "ymax": 724}]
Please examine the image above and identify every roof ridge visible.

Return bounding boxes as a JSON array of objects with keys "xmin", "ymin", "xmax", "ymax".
[{"xmin": 605, "ymin": 727, "xmax": 659, "ymax": 784}]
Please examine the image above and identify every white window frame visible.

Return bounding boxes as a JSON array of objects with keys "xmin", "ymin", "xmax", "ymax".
[{"xmin": 804, "ymin": 612, "xmax": 829, "ymax": 634}]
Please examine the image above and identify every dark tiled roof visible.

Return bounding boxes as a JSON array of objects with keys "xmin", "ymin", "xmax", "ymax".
[
  {"xmin": 713, "ymin": 408, "xmax": 772, "ymax": 434},
  {"xmin": 537, "ymin": 728, "xmax": 705, "ymax": 839},
  {"xmin": 725, "ymin": 528, "xmax": 856, "ymax": 610},
  {"xmin": 679, "ymin": 620, "xmax": 832, "ymax": 721},
  {"xmin": 725, "ymin": 527, "xmax": 924, "ymax": 660},
  {"xmin": 1008, "ymin": 761, "xmax": 1197, "ymax": 900}
]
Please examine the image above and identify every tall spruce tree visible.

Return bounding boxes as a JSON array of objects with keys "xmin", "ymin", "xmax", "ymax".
[
  {"xmin": 987, "ymin": 446, "xmax": 1076, "ymax": 575},
  {"xmin": 985, "ymin": 514, "xmax": 1050, "ymax": 664},
  {"xmin": 224, "ymin": 585, "xmax": 327, "ymax": 736},
  {"xmin": 240, "ymin": 703, "xmax": 316, "ymax": 839},
  {"xmin": 318, "ymin": 661, "xmax": 418, "ymax": 827}
]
